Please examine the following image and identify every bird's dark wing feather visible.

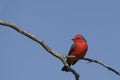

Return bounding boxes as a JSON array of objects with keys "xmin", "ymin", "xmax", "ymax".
[
  {"xmin": 66, "ymin": 43, "xmax": 76, "ymax": 66},
  {"xmin": 68, "ymin": 43, "xmax": 75, "ymax": 55}
]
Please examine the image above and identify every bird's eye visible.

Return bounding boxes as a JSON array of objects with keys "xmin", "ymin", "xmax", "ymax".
[
  {"xmin": 77, "ymin": 38, "xmax": 81, "ymax": 40},
  {"xmin": 76, "ymin": 38, "xmax": 87, "ymax": 42}
]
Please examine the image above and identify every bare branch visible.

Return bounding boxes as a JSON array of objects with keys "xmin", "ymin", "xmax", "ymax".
[
  {"xmin": 83, "ymin": 58, "xmax": 120, "ymax": 76},
  {"xmin": 0, "ymin": 20, "xmax": 63, "ymax": 62},
  {"xmin": 69, "ymin": 68, "xmax": 80, "ymax": 80},
  {"xmin": 0, "ymin": 20, "xmax": 79, "ymax": 80},
  {"xmin": 0, "ymin": 20, "xmax": 119, "ymax": 80},
  {"xmin": 66, "ymin": 55, "xmax": 120, "ymax": 76}
]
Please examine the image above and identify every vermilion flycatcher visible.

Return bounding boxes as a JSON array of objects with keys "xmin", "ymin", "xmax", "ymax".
[{"xmin": 62, "ymin": 34, "xmax": 88, "ymax": 71}]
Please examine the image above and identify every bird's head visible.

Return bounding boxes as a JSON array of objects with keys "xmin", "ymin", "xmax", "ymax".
[{"xmin": 72, "ymin": 34, "xmax": 87, "ymax": 42}]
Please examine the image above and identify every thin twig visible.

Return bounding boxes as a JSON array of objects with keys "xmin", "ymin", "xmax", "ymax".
[
  {"xmin": 83, "ymin": 58, "xmax": 120, "ymax": 76},
  {"xmin": 69, "ymin": 67, "xmax": 80, "ymax": 80}
]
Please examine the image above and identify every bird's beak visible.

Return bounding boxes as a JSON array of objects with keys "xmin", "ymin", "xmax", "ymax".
[{"xmin": 71, "ymin": 39, "xmax": 74, "ymax": 41}]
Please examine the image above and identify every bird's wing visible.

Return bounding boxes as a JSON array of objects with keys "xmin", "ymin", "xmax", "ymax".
[
  {"xmin": 66, "ymin": 43, "xmax": 76, "ymax": 66},
  {"xmin": 68, "ymin": 43, "xmax": 75, "ymax": 55}
]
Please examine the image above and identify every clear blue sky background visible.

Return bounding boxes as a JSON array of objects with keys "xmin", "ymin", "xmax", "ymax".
[{"xmin": 0, "ymin": 0, "xmax": 120, "ymax": 80}]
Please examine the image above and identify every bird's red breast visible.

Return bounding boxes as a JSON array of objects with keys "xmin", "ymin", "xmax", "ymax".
[
  {"xmin": 62, "ymin": 34, "xmax": 88, "ymax": 71},
  {"xmin": 67, "ymin": 40, "xmax": 88, "ymax": 65}
]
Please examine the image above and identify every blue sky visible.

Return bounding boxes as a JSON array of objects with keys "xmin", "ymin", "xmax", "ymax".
[{"xmin": 0, "ymin": 0, "xmax": 120, "ymax": 80}]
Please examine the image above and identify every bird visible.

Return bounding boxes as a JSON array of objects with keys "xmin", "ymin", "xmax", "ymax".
[{"xmin": 61, "ymin": 34, "xmax": 88, "ymax": 72}]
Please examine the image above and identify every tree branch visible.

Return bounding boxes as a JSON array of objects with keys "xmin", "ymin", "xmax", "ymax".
[
  {"xmin": 69, "ymin": 67, "xmax": 80, "ymax": 80},
  {"xmin": 0, "ymin": 20, "xmax": 120, "ymax": 80},
  {"xmin": 83, "ymin": 57, "xmax": 120, "ymax": 76},
  {"xmin": 0, "ymin": 20, "xmax": 79, "ymax": 80},
  {"xmin": 66, "ymin": 55, "xmax": 120, "ymax": 76}
]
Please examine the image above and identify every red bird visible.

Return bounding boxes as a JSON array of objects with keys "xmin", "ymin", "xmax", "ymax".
[{"xmin": 62, "ymin": 34, "xmax": 88, "ymax": 71}]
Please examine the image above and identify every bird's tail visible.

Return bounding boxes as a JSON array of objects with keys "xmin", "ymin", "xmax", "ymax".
[{"xmin": 61, "ymin": 66, "xmax": 70, "ymax": 72}]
